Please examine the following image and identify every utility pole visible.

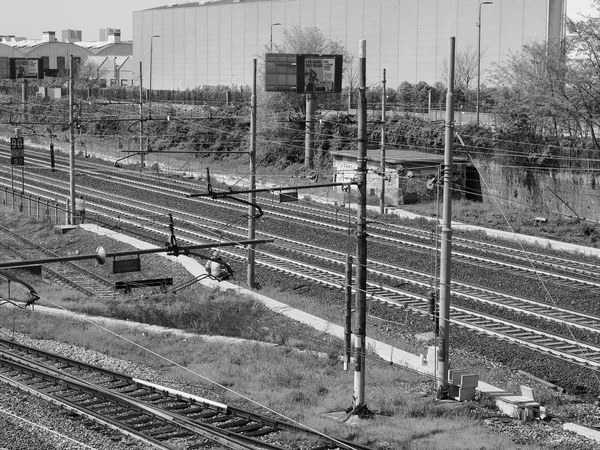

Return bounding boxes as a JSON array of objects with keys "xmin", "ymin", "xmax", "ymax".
[
  {"xmin": 21, "ymin": 80, "xmax": 27, "ymax": 122},
  {"xmin": 69, "ymin": 55, "xmax": 75, "ymax": 225},
  {"xmin": 437, "ymin": 37, "xmax": 456, "ymax": 398},
  {"xmin": 247, "ymin": 59, "xmax": 257, "ymax": 289},
  {"xmin": 353, "ymin": 39, "xmax": 368, "ymax": 411},
  {"xmin": 379, "ymin": 68, "xmax": 386, "ymax": 215},
  {"xmin": 305, "ymin": 93, "xmax": 314, "ymax": 169},
  {"xmin": 139, "ymin": 62, "xmax": 144, "ymax": 169}
]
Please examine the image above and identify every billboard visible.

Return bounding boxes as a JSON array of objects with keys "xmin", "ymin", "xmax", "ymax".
[
  {"xmin": 297, "ymin": 55, "xmax": 343, "ymax": 94},
  {"xmin": 265, "ymin": 53, "xmax": 298, "ymax": 92},
  {"xmin": 265, "ymin": 53, "xmax": 342, "ymax": 94},
  {"xmin": 10, "ymin": 58, "xmax": 44, "ymax": 79}
]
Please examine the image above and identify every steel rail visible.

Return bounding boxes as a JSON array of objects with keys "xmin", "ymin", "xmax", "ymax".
[
  {"xmin": 4, "ymin": 147, "xmax": 600, "ymax": 370},
  {"xmin": 0, "ymin": 338, "xmax": 373, "ymax": 450}
]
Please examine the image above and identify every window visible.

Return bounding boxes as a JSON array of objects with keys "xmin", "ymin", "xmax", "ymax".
[{"xmin": 57, "ymin": 57, "xmax": 65, "ymax": 75}]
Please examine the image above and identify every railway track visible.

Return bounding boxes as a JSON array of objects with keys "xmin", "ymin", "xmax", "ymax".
[
  {"xmin": 2, "ymin": 146, "xmax": 600, "ymax": 372},
  {"xmin": 0, "ymin": 337, "xmax": 374, "ymax": 450},
  {"xmin": 0, "ymin": 223, "xmax": 115, "ymax": 300}
]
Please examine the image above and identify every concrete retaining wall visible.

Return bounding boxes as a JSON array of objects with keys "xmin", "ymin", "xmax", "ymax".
[{"xmin": 477, "ymin": 160, "xmax": 600, "ymax": 222}]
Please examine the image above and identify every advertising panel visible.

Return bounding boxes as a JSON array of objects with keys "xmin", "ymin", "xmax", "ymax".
[
  {"xmin": 10, "ymin": 58, "xmax": 44, "ymax": 79},
  {"xmin": 265, "ymin": 53, "xmax": 342, "ymax": 94},
  {"xmin": 296, "ymin": 54, "xmax": 343, "ymax": 94}
]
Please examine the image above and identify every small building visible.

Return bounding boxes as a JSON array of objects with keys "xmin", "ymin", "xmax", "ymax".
[
  {"xmin": 79, "ymin": 55, "xmax": 134, "ymax": 87},
  {"xmin": 75, "ymin": 31, "xmax": 133, "ymax": 57},
  {"xmin": 0, "ymin": 42, "xmax": 25, "ymax": 78},
  {"xmin": 2, "ymin": 31, "xmax": 93, "ymax": 77},
  {"xmin": 331, "ymin": 149, "xmax": 479, "ymax": 206}
]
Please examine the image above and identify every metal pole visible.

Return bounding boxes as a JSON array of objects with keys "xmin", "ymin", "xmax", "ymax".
[
  {"xmin": 305, "ymin": 94, "xmax": 314, "ymax": 169},
  {"xmin": 69, "ymin": 56, "xmax": 75, "ymax": 225},
  {"xmin": 21, "ymin": 80, "xmax": 27, "ymax": 122},
  {"xmin": 344, "ymin": 255, "xmax": 353, "ymax": 371},
  {"xmin": 270, "ymin": 23, "xmax": 281, "ymax": 52},
  {"xmin": 139, "ymin": 61, "xmax": 144, "ymax": 169},
  {"xmin": 437, "ymin": 37, "xmax": 456, "ymax": 398},
  {"xmin": 149, "ymin": 35, "xmax": 160, "ymax": 120},
  {"xmin": 353, "ymin": 39, "xmax": 368, "ymax": 410},
  {"xmin": 379, "ymin": 68, "xmax": 386, "ymax": 215},
  {"xmin": 428, "ymin": 89, "xmax": 432, "ymax": 119},
  {"xmin": 477, "ymin": 2, "xmax": 492, "ymax": 126},
  {"xmin": 247, "ymin": 59, "xmax": 257, "ymax": 289}
]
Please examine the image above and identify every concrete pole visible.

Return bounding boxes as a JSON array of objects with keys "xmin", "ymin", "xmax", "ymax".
[
  {"xmin": 305, "ymin": 94, "xmax": 314, "ymax": 169},
  {"xmin": 69, "ymin": 56, "xmax": 75, "ymax": 225},
  {"xmin": 477, "ymin": 2, "xmax": 493, "ymax": 125},
  {"xmin": 139, "ymin": 62, "xmax": 144, "ymax": 169},
  {"xmin": 437, "ymin": 37, "xmax": 456, "ymax": 398},
  {"xmin": 379, "ymin": 68, "xmax": 386, "ymax": 215},
  {"xmin": 353, "ymin": 39, "xmax": 368, "ymax": 410},
  {"xmin": 247, "ymin": 59, "xmax": 257, "ymax": 289}
]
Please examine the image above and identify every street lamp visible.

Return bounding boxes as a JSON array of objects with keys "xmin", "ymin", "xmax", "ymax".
[
  {"xmin": 149, "ymin": 35, "xmax": 160, "ymax": 119},
  {"xmin": 270, "ymin": 23, "xmax": 281, "ymax": 52},
  {"xmin": 476, "ymin": 1, "xmax": 492, "ymax": 126}
]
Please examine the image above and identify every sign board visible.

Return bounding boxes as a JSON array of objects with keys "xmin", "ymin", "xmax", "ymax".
[
  {"xmin": 0, "ymin": 57, "xmax": 9, "ymax": 79},
  {"xmin": 265, "ymin": 53, "xmax": 343, "ymax": 94},
  {"xmin": 296, "ymin": 54, "xmax": 343, "ymax": 94},
  {"xmin": 279, "ymin": 190, "xmax": 298, "ymax": 203},
  {"xmin": 265, "ymin": 53, "xmax": 298, "ymax": 92},
  {"xmin": 10, "ymin": 58, "xmax": 44, "ymax": 79},
  {"xmin": 112, "ymin": 257, "xmax": 141, "ymax": 274},
  {"xmin": 10, "ymin": 137, "xmax": 24, "ymax": 166}
]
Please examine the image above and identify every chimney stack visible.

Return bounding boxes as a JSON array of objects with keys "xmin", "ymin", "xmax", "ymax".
[{"xmin": 42, "ymin": 31, "xmax": 56, "ymax": 43}]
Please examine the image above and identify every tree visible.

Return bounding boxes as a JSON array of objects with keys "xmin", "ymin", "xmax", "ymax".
[
  {"xmin": 560, "ymin": 4, "xmax": 600, "ymax": 149},
  {"xmin": 260, "ymin": 25, "xmax": 352, "ymax": 169},
  {"xmin": 441, "ymin": 45, "xmax": 480, "ymax": 107}
]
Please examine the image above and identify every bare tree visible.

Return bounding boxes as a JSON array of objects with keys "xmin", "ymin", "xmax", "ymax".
[{"xmin": 441, "ymin": 45, "xmax": 480, "ymax": 106}]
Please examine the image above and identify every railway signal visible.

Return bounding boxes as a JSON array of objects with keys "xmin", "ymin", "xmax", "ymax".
[
  {"xmin": 0, "ymin": 239, "xmax": 274, "ymax": 270},
  {"xmin": 10, "ymin": 136, "xmax": 24, "ymax": 166}
]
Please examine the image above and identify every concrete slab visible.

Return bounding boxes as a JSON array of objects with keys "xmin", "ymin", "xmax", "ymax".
[
  {"xmin": 563, "ymin": 423, "xmax": 600, "ymax": 443},
  {"xmin": 54, "ymin": 225, "xmax": 78, "ymax": 235},
  {"xmin": 415, "ymin": 331, "xmax": 436, "ymax": 342}
]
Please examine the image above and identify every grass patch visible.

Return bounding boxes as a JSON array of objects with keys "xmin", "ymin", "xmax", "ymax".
[
  {"xmin": 2, "ymin": 308, "xmax": 549, "ymax": 450},
  {"xmin": 0, "ymin": 199, "xmax": 580, "ymax": 449}
]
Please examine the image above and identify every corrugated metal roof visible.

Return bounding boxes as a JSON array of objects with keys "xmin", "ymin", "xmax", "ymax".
[
  {"xmin": 3, "ymin": 40, "xmax": 45, "ymax": 49},
  {"xmin": 144, "ymin": 0, "xmax": 265, "ymax": 11},
  {"xmin": 83, "ymin": 55, "xmax": 130, "ymax": 69},
  {"xmin": 76, "ymin": 41, "xmax": 113, "ymax": 49}
]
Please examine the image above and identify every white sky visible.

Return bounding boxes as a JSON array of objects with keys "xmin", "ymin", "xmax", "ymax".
[
  {"xmin": 0, "ymin": 0, "xmax": 598, "ymax": 42},
  {"xmin": 0, "ymin": 1, "xmax": 170, "ymax": 41},
  {"xmin": 568, "ymin": 0, "xmax": 597, "ymax": 18}
]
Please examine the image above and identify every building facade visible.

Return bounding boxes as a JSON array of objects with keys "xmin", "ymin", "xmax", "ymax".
[{"xmin": 133, "ymin": 0, "xmax": 565, "ymax": 91}]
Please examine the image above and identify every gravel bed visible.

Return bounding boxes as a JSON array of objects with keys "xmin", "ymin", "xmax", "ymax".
[
  {"xmin": 0, "ymin": 331, "xmax": 155, "ymax": 450},
  {"xmin": 3, "ymin": 327, "xmax": 600, "ymax": 450}
]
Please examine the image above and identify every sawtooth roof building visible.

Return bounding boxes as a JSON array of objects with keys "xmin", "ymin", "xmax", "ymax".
[{"xmin": 133, "ymin": 0, "xmax": 566, "ymax": 91}]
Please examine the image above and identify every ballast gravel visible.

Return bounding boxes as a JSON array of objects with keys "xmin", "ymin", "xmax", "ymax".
[{"xmin": 1, "ymin": 330, "xmax": 600, "ymax": 450}]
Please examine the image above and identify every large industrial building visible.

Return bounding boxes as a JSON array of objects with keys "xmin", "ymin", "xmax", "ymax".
[{"xmin": 133, "ymin": 0, "xmax": 566, "ymax": 91}]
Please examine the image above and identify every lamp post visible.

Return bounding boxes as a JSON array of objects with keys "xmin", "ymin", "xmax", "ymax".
[
  {"xmin": 149, "ymin": 35, "xmax": 160, "ymax": 119},
  {"xmin": 270, "ymin": 23, "xmax": 281, "ymax": 52},
  {"xmin": 476, "ymin": 1, "xmax": 492, "ymax": 126}
]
